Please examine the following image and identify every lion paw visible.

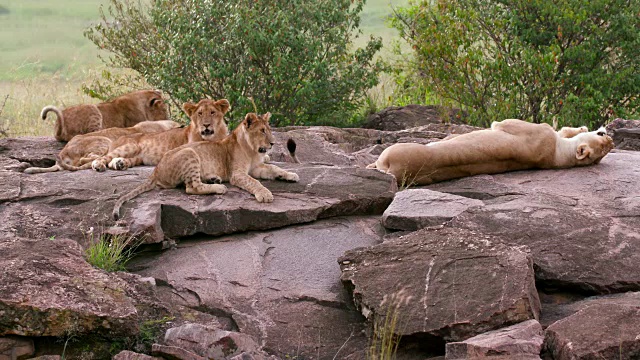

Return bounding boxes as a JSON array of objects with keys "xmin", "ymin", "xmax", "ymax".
[
  {"xmin": 255, "ymin": 190, "xmax": 274, "ymax": 203},
  {"xmin": 277, "ymin": 171, "xmax": 299, "ymax": 182},
  {"xmin": 109, "ymin": 158, "xmax": 128, "ymax": 170},
  {"xmin": 205, "ymin": 176, "xmax": 223, "ymax": 184},
  {"xmin": 211, "ymin": 184, "xmax": 227, "ymax": 194},
  {"xmin": 91, "ymin": 160, "xmax": 107, "ymax": 172}
]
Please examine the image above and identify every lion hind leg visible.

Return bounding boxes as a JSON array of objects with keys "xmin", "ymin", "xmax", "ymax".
[
  {"xmin": 250, "ymin": 163, "xmax": 299, "ymax": 182},
  {"xmin": 93, "ymin": 144, "xmax": 140, "ymax": 172}
]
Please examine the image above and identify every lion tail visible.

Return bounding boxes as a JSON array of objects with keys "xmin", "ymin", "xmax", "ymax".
[
  {"xmin": 24, "ymin": 163, "xmax": 63, "ymax": 174},
  {"xmin": 112, "ymin": 179, "xmax": 157, "ymax": 221},
  {"xmin": 41, "ymin": 105, "xmax": 65, "ymax": 140},
  {"xmin": 286, "ymin": 138, "xmax": 300, "ymax": 163},
  {"xmin": 366, "ymin": 162, "xmax": 377, "ymax": 169},
  {"xmin": 57, "ymin": 159, "xmax": 94, "ymax": 172}
]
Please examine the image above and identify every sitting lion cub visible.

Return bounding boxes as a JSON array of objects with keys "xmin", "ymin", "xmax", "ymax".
[
  {"xmin": 42, "ymin": 90, "xmax": 170, "ymax": 142},
  {"xmin": 24, "ymin": 120, "xmax": 181, "ymax": 174},
  {"xmin": 367, "ymin": 119, "xmax": 614, "ymax": 186},
  {"xmin": 91, "ymin": 98, "xmax": 230, "ymax": 172},
  {"xmin": 112, "ymin": 112, "xmax": 300, "ymax": 220}
]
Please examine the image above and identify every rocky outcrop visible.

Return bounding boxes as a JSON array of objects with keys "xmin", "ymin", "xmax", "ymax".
[
  {"xmin": 3, "ymin": 116, "xmax": 640, "ymax": 360},
  {"xmin": 606, "ymin": 118, "xmax": 640, "ymax": 151},
  {"xmin": 445, "ymin": 320, "xmax": 543, "ymax": 359},
  {"xmin": 117, "ymin": 165, "xmax": 396, "ymax": 243},
  {"xmin": 0, "ymin": 238, "xmax": 140, "ymax": 338},
  {"xmin": 339, "ymin": 227, "xmax": 540, "ymax": 344},
  {"xmin": 132, "ymin": 216, "xmax": 382, "ymax": 359},
  {"xmin": 362, "ymin": 105, "xmax": 466, "ymax": 131}
]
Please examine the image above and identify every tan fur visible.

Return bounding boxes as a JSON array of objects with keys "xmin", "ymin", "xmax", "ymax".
[
  {"xmin": 41, "ymin": 90, "xmax": 170, "ymax": 142},
  {"xmin": 112, "ymin": 112, "xmax": 299, "ymax": 220},
  {"xmin": 91, "ymin": 99, "xmax": 230, "ymax": 172},
  {"xmin": 367, "ymin": 119, "xmax": 614, "ymax": 186},
  {"xmin": 24, "ymin": 120, "xmax": 181, "ymax": 174}
]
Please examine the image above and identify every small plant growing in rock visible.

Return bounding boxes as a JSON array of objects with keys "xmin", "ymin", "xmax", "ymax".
[
  {"xmin": 84, "ymin": 231, "xmax": 139, "ymax": 272},
  {"xmin": 367, "ymin": 305, "xmax": 402, "ymax": 360}
]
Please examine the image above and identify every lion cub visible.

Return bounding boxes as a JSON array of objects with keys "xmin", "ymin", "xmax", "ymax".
[
  {"xmin": 24, "ymin": 120, "xmax": 181, "ymax": 174},
  {"xmin": 91, "ymin": 98, "xmax": 230, "ymax": 172},
  {"xmin": 42, "ymin": 90, "xmax": 170, "ymax": 142},
  {"xmin": 112, "ymin": 112, "xmax": 300, "ymax": 220}
]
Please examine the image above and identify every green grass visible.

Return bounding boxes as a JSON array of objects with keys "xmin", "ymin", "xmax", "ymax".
[
  {"xmin": 0, "ymin": 0, "xmax": 410, "ymax": 137},
  {"xmin": 84, "ymin": 232, "xmax": 139, "ymax": 272}
]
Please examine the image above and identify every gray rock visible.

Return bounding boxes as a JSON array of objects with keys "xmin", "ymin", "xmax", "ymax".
[
  {"xmin": 113, "ymin": 350, "xmax": 163, "ymax": 360},
  {"xmin": 118, "ymin": 165, "xmax": 396, "ymax": 243},
  {"xmin": 606, "ymin": 118, "xmax": 640, "ymax": 151},
  {"xmin": 544, "ymin": 303, "xmax": 640, "ymax": 359},
  {"xmin": 133, "ymin": 216, "xmax": 383, "ymax": 360},
  {"xmin": 26, "ymin": 356, "xmax": 62, "ymax": 360},
  {"xmin": 428, "ymin": 150, "xmax": 640, "ymax": 294},
  {"xmin": 163, "ymin": 323, "xmax": 260, "ymax": 359},
  {"xmin": 445, "ymin": 320, "xmax": 543, "ymax": 359},
  {"xmin": 382, "ymin": 189, "xmax": 484, "ymax": 231},
  {"xmin": 339, "ymin": 227, "xmax": 540, "ymax": 343},
  {"xmin": 0, "ymin": 137, "xmax": 396, "ymax": 245},
  {"xmin": 0, "ymin": 336, "xmax": 34, "ymax": 360},
  {"xmin": 0, "ymin": 137, "xmax": 63, "ymax": 169},
  {"xmin": 0, "ymin": 238, "xmax": 139, "ymax": 337}
]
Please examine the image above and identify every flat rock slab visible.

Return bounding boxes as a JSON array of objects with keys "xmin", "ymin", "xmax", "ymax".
[
  {"xmin": 544, "ymin": 302, "xmax": 640, "ymax": 359},
  {"xmin": 382, "ymin": 189, "xmax": 484, "ymax": 231},
  {"xmin": 0, "ymin": 238, "xmax": 139, "ymax": 337},
  {"xmin": 118, "ymin": 165, "xmax": 396, "ymax": 243},
  {"xmin": 132, "ymin": 216, "xmax": 384, "ymax": 359},
  {"xmin": 425, "ymin": 151, "xmax": 640, "ymax": 294},
  {"xmin": 339, "ymin": 227, "xmax": 541, "ymax": 343},
  {"xmin": 0, "ymin": 136, "xmax": 396, "ymax": 244},
  {"xmin": 445, "ymin": 320, "xmax": 543, "ymax": 359}
]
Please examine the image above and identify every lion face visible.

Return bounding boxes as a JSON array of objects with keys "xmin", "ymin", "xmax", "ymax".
[
  {"xmin": 183, "ymin": 99, "xmax": 231, "ymax": 141},
  {"xmin": 242, "ymin": 112, "xmax": 275, "ymax": 154},
  {"xmin": 142, "ymin": 90, "xmax": 171, "ymax": 121},
  {"xmin": 574, "ymin": 127, "xmax": 614, "ymax": 165}
]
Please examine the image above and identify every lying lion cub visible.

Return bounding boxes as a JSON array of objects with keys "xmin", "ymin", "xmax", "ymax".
[
  {"xmin": 367, "ymin": 119, "xmax": 614, "ymax": 186},
  {"xmin": 42, "ymin": 90, "xmax": 170, "ymax": 142},
  {"xmin": 24, "ymin": 120, "xmax": 181, "ymax": 174},
  {"xmin": 112, "ymin": 112, "xmax": 299, "ymax": 220},
  {"xmin": 91, "ymin": 98, "xmax": 230, "ymax": 172}
]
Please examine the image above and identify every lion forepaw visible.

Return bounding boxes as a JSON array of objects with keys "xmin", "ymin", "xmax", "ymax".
[
  {"xmin": 109, "ymin": 158, "xmax": 128, "ymax": 170},
  {"xmin": 255, "ymin": 190, "xmax": 274, "ymax": 203},
  {"xmin": 92, "ymin": 160, "xmax": 107, "ymax": 172},
  {"xmin": 277, "ymin": 171, "xmax": 299, "ymax": 182}
]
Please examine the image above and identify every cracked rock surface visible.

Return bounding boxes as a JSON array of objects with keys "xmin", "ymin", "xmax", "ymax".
[{"xmin": 132, "ymin": 216, "xmax": 385, "ymax": 359}]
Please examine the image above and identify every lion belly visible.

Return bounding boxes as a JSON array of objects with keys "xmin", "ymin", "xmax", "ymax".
[{"xmin": 382, "ymin": 129, "xmax": 556, "ymax": 185}]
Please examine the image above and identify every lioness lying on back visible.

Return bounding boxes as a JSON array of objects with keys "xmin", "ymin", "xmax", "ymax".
[
  {"xmin": 367, "ymin": 119, "xmax": 614, "ymax": 186},
  {"xmin": 112, "ymin": 112, "xmax": 299, "ymax": 220},
  {"xmin": 41, "ymin": 90, "xmax": 170, "ymax": 142},
  {"xmin": 91, "ymin": 98, "xmax": 230, "ymax": 172},
  {"xmin": 24, "ymin": 120, "xmax": 181, "ymax": 174}
]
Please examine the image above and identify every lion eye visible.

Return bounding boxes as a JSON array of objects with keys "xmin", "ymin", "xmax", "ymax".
[
  {"xmin": 211, "ymin": 111, "xmax": 215, "ymax": 115},
  {"xmin": 261, "ymin": 129, "xmax": 266, "ymax": 134},
  {"xmin": 198, "ymin": 111, "xmax": 203, "ymax": 116},
  {"xmin": 597, "ymin": 131, "xmax": 606, "ymax": 136}
]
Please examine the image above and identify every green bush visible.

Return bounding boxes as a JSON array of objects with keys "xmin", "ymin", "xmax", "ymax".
[
  {"xmin": 85, "ymin": 0, "xmax": 384, "ymax": 126},
  {"xmin": 391, "ymin": 0, "xmax": 640, "ymax": 128}
]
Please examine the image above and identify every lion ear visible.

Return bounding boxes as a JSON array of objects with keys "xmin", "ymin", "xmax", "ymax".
[
  {"xmin": 216, "ymin": 99, "xmax": 231, "ymax": 114},
  {"xmin": 149, "ymin": 98, "xmax": 162, "ymax": 107},
  {"xmin": 245, "ymin": 113, "xmax": 257, "ymax": 129},
  {"xmin": 183, "ymin": 102, "xmax": 197, "ymax": 117},
  {"xmin": 576, "ymin": 143, "xmax": 591, "ymax": 160},
  {"xmin": 263, "ymin": 112, "xmax": 272, "ymax": 122}
]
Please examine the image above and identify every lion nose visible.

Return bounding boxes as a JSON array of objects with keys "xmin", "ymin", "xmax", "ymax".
[{"xmin": 203, "ymin": 124, "xmax": 210, "ymax": 128}]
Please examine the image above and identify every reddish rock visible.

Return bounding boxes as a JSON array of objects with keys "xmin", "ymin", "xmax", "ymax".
[
  {"xmin": 445, "ymin": 320, "xmax": 543, "ymax": 359},
  {"xmin": 339, "ymin": 227, "xmax": 540, "ymax": 343}
]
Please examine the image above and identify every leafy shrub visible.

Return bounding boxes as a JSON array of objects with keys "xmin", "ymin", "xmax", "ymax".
[
  {"xmin": 391, "ymin": 0, "xmax": 640, "ymax": 128},
  {"xmin": 84, "ymin": 233, "xmax": 138, "ymax": 272},
  {"xmin": 85, "ymin": 0, "xmax": 384, "ymax": 126}
]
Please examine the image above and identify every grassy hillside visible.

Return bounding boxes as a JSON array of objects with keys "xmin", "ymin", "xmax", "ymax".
[{"xmin": 0, "ymin": 0, "xmax": 408, "ymax": 137}]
